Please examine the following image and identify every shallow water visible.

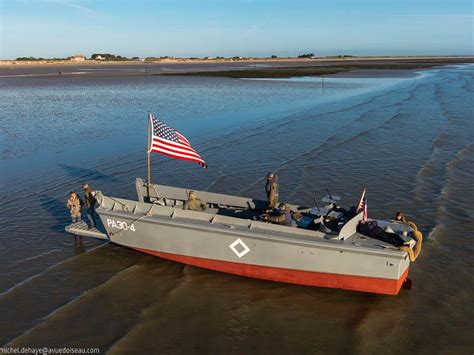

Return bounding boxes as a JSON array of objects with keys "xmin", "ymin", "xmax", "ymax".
[{"xmin": 0, "ymin": 65, "xmax": 473, "ymax": 354}]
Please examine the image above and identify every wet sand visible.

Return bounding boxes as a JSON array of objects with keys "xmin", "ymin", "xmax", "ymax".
[
  {"xmin": 329, "ymin": 68, "xmax": 423, "ymax": 78},
  {"xmin": 1, "ymin": 56, "xmax": 473, "ymax": 79}
]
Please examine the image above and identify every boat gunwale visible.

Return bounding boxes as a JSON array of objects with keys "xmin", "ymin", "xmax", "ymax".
[{"xmin": 97, "ymin": 205, "xmax": 407, "ymax": 260}]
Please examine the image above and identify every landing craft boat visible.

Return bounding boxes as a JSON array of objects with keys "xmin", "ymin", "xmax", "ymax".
[
  {"xmin": 66, "ymin": 113, "xmax": 422, "ymax": 295},
  {"xmin": 66, "ymin": 178, "xmax": 422, "ymax": 295}
]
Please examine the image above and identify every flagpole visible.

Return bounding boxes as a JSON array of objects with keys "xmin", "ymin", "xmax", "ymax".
[
  {"xmin": 357, "ymin": 188, "xmax": 366, "ymax": 212},
  {"xmin": 147, "ymin": 112, "xmax": 151, "ymax": 199}
]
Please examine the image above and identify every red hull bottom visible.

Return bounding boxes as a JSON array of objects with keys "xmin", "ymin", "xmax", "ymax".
[{"xmin": 132, "ymin": 247, "xmax": 409, "ymax": 295}]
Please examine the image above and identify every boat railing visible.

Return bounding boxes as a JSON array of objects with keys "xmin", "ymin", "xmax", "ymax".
[
  {"xmin": 249, "ymin": 219, "xmax": 326, "ymax": 238},
  {"xmin": 135, "ymin": 178, "xmax": 268, "ymax": 210},
  {"xmin": 211, "ymin": 214, "xmax": 252, "ymax": 227},
  {"xmin": 172, "ymin": 208, "xmax": 214, "ymax": 222},
  {"xmin": 98, "ymin": 193, "xmax": 326, "ymax": 239}
]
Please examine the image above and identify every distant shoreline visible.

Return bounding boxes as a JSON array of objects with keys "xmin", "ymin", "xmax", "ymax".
[
  {"xmin": 0, "ymin": 56, "xmax": 472, "ymax": 79},
  {"xmin": 1, "ymin": 55, "xmax": 472, "ymax": 66}
]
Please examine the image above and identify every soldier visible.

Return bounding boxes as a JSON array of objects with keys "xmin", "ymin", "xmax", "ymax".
[
  {"xmin": 183, "ymin": 191, "xmax": 207, "ymax": 212},
  {"xmin": 393, "ymin": 211, "xmax": 408, "ymax": 224},
  {"xmin": 82, "ymin": 182, "xmax": 97, "ymax": 229},
  {"xmin": 357, "ymin": 220, "xmax": 407, "ymax": 247},
  {"xmin": 66, "ymin": 191, "xmax": 83, "ymax": 223},
  {"xmin": 264, "ymin": 203, "xmax": 293, "ymax": 227},
  {"xmin": 265, "ymin": 172, "xmax": 279, "ymax": 209}
]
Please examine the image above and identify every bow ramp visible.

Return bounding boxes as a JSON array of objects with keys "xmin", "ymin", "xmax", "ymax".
[{"xmin": 65, "ymin": 220, "xmax": 109, "ymax": 240}]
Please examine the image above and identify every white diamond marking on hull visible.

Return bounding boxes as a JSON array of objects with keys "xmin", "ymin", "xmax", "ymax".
[{"xmin": 229, "ymin": 238, "xmax": 250, "ymax": 258}]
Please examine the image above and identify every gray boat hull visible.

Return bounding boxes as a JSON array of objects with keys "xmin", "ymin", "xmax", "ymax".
[{"xmin": 92, "ymin": 184, "xmax": 411, "ymax": 295}]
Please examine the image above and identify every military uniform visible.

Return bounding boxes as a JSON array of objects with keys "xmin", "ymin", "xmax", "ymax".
[
  {"xmin": 66, "ymin": 194, "xmax": 83, "ymax": 223},
  {"xmin": 84, "ymin": 186, "xmax": 97, "ymax": 208},
  {"xmin": 83, "ymin": 185, "xmax": 97, "ymax": 229},
  {"xmin": 265, "ymin": 173, "xmax": 278, "ymax": 208},
  {"xmin": 265, "ymin": 203, "xmax": 292, "ymax": 227},
  {"xmin": 266, "ymin": 179, "xmax": 279, "ymax": 209},
  {"xmin": 183, "ymin": 191, "xmax": 207, "ymax": 211}
]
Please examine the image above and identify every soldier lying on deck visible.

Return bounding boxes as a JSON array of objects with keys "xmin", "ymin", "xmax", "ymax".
[
  {"xmin": 357, "ymin": 220, "xmax": 408, "ymax": 247},
  {"xmin": 183, "ymin": 191, "xmax": 207, "ymax": 212}
]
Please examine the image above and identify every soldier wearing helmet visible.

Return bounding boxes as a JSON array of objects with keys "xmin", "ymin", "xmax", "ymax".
[
  {"xmin": 264, "ymin": 202, "xmax": 293, "ymax": 227},
  {"xmin": 183, "ymin": 191, "xmax": 207, "ymax": 211},
  {"xmin": 265, "ymin": 172, "xmax": 279, "ymax": 209}
]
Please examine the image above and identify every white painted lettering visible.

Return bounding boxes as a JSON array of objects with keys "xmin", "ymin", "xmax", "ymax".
[{"xmin": 107, "ymin": 219, "xmax": 136, "ymax": 232}]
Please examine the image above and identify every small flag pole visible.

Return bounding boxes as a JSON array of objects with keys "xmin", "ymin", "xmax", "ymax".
[
  {"xmin": 357, "ymin": 188, "xmax": 366, "ymax": 212},
  {"xmin": 147, "ymin": 112, "xmax": 152, "ymax": 199}
]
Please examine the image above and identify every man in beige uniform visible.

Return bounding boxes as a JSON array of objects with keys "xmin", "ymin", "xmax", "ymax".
[
  {"xmin": 183, "ymin": 191, "xmax": 207, "ymax": 211},
  {"xmin": 265, "ymin": 172, "xmax": 279, "ymax": 209},
  {"xmin": 66, "ymin": 191, "xmax": 83, "ymax": 223}
]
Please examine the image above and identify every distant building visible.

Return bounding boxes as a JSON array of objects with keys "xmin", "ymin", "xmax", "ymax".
[
  {"xmin": 94, "ymin": 55, "xmax": 106, "ymax": 60},
  {"xmin": 70, "ymin": 54, "xmax": 86, "ymax": 62},
  {"xmin": 297, "ymin": 53, "xmax": 317, "ymax": 59}
]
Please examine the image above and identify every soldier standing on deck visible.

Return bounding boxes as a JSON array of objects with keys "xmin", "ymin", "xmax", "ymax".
[
  {"xmin": 82, "ymin": 182, "xmax": 97, "ymax": 229},
  {"xmin": 66, "ymin": 191, "xmax": 83, "ymax": 223},
  {"xmin": 265, "ymin": 172, "xmax": 279, "ymax": 209}
]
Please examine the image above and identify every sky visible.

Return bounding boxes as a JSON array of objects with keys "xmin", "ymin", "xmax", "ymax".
[{"xmin": 0, "ymin": 0, "xmax": 473, "ymax": 59}]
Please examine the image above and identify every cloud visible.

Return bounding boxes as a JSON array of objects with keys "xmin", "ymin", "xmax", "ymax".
[{"xmin": 46, "ymin": 0, "xmax": 99, "ymax": 17}]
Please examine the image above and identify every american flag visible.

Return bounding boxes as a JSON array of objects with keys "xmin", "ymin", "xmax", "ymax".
[
  {"xmin": 148, "ymin": 113, "xmax": 207, "ymax": 168},
  {"xmin": 357, "ymin": 189, "xmax": 368, "ymax": 221}
]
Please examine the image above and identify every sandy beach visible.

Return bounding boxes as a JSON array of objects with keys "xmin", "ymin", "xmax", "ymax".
[{"xmin": 1, "ymin": 56, "xmax": 473, "ymax": 78}]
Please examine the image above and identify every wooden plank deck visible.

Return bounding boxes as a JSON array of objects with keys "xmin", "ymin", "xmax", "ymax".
[{"xmin": 65, "ymin": 220, "xmax": 109, "ymax": 240}]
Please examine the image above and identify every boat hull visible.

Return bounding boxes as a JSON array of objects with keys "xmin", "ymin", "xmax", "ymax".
[
  {"xmin": 96, "ymin": 204, "xmax": 410, "ymax": 295},
  {"xmin": 132, "ymin": 246, "xmax": 409, "ymax": 295}
]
